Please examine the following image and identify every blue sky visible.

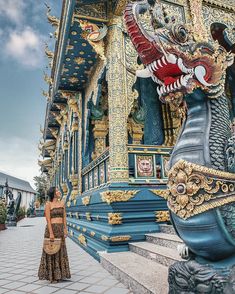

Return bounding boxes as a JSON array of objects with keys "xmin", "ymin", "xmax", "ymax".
[{"xmin": 0, "ymin": 0, "xmax": 62, "ymax": 188}]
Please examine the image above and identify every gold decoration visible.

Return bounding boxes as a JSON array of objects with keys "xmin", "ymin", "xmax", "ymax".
[
  {"xmin": 189, "ymin": 0, "xmax": 209, "ymax": 42},
  {"xmin": 86, "ymin": 212, "xmax": 91, "ymax": 221},
  {"xmin": 82, "ymin": 228, "xmax": 87, "ymax": 232},
  {"xmin": 45, "ymin": 44, "xmax": 54, "ymax": 59},
  {"xmin": 127, "ymin": 118, "xmax": 144, "ymax": 145},
  {"xmin": 78, "ymin": 19, "xmax": 107, "ymax": 61},
  {"xmin": 110, "ymin": 235, "xmax": 131, "ymax": 242},
  {"xmin": 44, "ymin": 73, "xmax": 53, "ymax": 85},
  {"xmin": 167, "ymin": 160, "xmax": 235, "ymax": 220},
  {"xmin": 90, "ymin": 231, "xmax": 96, "ymax": 237},
  {"xmin": 114, "ymin": 0, "xmax": 128, "ymax": 15},
  {"xmin": 78, "ymin": 234, "xmax": 87, "ymax": 246},
  {"xmin": 101, "ymin": 190, "xmax": 139, "ymax": 204},
  {"xmin": 69, "ymin": 77, "xmax": 79, "ymax": 84},
  {"xmin": 151, "ymin": 189, "xmax": 170, "ymax": 200},
  {"xmin": 91, "ymin": 117, "xmax": 108, "ymax": 160},
  {"xmin": 82, "ymin": 196, "xmax": 90, "ymax": 206},
  {"xmin": 45, "ymin": 4, "xmax": 60, "ymax": 38},
  {"xmin": 108, "ymin": 213, "xmax": 122, "ymax": 225},
  {"xmin": 74, "ymin": 57, "xmax": 85, "ymax": 65},
  {"xmin": 101, "ymin": 235, "xmax": 109, "ymax": 241},
  {"xmin": 156, "ymin": 211, "xmax": 170, "ymax": 222}
]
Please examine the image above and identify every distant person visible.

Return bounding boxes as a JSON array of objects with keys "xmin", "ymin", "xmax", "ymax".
[{"xmin": 38, "ymin": 187, "xmax": 71, "ymax": 283}]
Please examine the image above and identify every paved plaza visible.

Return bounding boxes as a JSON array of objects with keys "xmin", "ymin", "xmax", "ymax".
[{"xmin": 0, "ymin": 218, "xmax": 132, "ymax": 294}]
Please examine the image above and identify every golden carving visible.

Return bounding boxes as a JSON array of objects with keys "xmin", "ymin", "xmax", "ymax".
[
  {"xmin": 82, "ymin": 228, "xmax": 87, "ymax": 232},
  {"xmin": 108, "ymin": 213, "xmax": 122, "ymax": 225},
  {"xmin": 188, "ymin": 0, "xmax": 208, "ymax": 42},
  {"xmin": 101, "ymin": 235, "xmax": 109, "ymax": 241},
  {"xmin": 45, "ymin": 3, "xmax": 60, "ymax": 38},
  {"xmin": 151, "ymin": 189, "xmax": 170, "ymax": 200},
  {"xmin": 167, "ymin": 160, "xmax": 235, "ymax": 220},
  {"xmin": 110, "ymin": 235, "xmax": 131, "ymax": 242},
  {"xmin": 156, "ymin": 211, "xmax": 170, "ymax": 222},
  {"xmin": 127, "ymin": 118, "xmax": 144, "ymax": 145},
  {"xmin": 82, "ymin": 196, "xmax": 91, "ymax": 206},
  {"xmin": 114, "ymin": 0, "xmax": 128, "ymax": 15},
  {"xmin": 86, "ymin": 212, "xmax": 91, "ymax": 221},
  {"xmin": 78, "ymin": 20, "xmax": 107, "ymax": 61},
  {"xmin": 69, "ymin": 77, "xmax": 79, "ymax": 84},
  {"xmin": 78, "ymin": 234, "xmax": 87, "ymax": 246},
  {"xmin": 91, "ymin": 117, "xmax": 108, "ymax": 160},
  {"xmin": 101, "ymin": 190, "xmax": 139, "ymax": 204},
  {"xmin": 74, "ymin": 57, "xmax": 85, "ymax": 65},
  {"xmin": 90, "ymin": 231, "xmax": 96, "ymax": 237},
  {"xmin": 45, "ymin": 44, "xmax": 54, "ymax": 59},
  {"xmin": 44, "ymin": 73, "xmax": 53, "ymax": 85}
]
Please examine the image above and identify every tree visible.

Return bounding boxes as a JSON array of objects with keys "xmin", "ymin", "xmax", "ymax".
[{"xmin": 33, "ymin": 174, "xmax": 48, "ymax": 205}]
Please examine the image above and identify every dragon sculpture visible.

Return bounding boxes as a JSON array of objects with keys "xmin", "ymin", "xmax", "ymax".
[{"xmin": 124, "ymin": 0, "xmax": 235, "ymax": 292}]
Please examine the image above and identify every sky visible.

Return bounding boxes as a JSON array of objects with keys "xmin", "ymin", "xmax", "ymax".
[{"xmin": 0, "ymin": 0, "xmax": 62, "ymax": 189}]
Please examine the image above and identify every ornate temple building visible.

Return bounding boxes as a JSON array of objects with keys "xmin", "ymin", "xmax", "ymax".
[{"xmin": 39, "ymin": 1, "xmax": 235, "ymax": 288}]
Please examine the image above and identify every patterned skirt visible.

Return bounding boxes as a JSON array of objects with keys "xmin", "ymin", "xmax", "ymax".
[{"xmin": 38, "ymin": 223, "xmax": 71, "ymax": 282}]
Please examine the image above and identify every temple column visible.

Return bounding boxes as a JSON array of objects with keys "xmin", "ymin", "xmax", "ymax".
[{"xmin": 107, "ymin": 17, "xmax": 129, "ymax": 183}]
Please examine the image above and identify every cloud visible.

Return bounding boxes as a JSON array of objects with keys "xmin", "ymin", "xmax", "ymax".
[
  {"xmin": 0, "ymin": 0, "xmax": 26, "ymax": 24},
  {"xmin": 5, "ymin": 27, "xmax": 45, "ymax": 68},
  {"xmin": 0, "ymin": 136, "xmax": 41, "ymax": 188}
]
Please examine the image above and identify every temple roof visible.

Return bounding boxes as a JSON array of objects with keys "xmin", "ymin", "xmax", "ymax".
[{"xmin": 0, "ymin": 172, "xmax": 36, "ymax": 194}]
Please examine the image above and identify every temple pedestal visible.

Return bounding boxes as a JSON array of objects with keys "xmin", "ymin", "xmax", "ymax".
[{"xmin": 168, "ymin": 259, "xmax": 235, "ymax": 294}]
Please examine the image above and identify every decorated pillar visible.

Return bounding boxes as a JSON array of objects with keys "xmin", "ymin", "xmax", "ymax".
[{"xmin": 107, "ymin": 17, "xmax": 129, "ymax": 183}]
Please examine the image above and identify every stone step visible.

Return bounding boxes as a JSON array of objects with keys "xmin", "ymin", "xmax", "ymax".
[
  {"xmin": 129, "ymin": 242, "xmax": 182, "ymax": 267},
  {"xmin": 100, "ymin": 251, "xmax": 168, "ymax": 294},
  {"xmin": 146, "ymin": 232, "xmax": 183, "ymax": 249},
  {"xmin": 159, "ymin": 224, "xmax": 176, "ymax": 235}
]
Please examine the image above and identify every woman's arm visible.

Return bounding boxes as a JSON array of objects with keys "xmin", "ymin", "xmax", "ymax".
[
  {"xmin": 45, "ymin": 202, "xmax": 54, "ymax": 240},
  {"xmin": 63, "ymin": 201, "xmax": 68, "ymax": 237}
]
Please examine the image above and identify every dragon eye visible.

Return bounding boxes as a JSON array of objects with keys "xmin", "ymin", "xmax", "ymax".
[{"xmin": 172, "ymin": 25, "xmax": 188, "ymax": 43}]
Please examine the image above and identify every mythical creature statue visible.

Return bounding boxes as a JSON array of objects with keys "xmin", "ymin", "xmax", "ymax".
[
  {"xmin": 6, "ymin": 192, "xmax": 22, "ymax": 226},
  {"xmin": 124, "ymin": 0, "xmax": 235, "ymax": 292},
  {"xmin": 78, "ymin": 20, "xmax": 107, "ymax": 61}
]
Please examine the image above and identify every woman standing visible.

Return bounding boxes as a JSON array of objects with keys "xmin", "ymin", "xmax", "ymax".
[{"xmin": 38, "ymin": 187, "xmax": 71, "ymax": 283}]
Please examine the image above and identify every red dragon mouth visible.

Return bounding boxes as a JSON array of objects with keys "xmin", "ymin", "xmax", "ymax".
[{"xmin": 137, "ymin": 52, "xmax": 212, "ymax": 97}]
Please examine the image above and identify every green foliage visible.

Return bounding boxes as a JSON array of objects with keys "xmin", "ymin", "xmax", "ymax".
[
  {"xmin": 16, "ymin": 206, "xmax": 26, "ymax": 221},
  {"xmin": 0, "ymin": 200, "xmax": 7, "ymax": 224},
  {"xmin": 33, "ymin": 174, "xmax": 48, "ymax": 204}
]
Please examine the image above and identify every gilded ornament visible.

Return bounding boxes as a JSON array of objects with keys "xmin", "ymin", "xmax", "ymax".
[
  {"xmin": 78, "ymin": 234, "xmax": 87, "ymax": 246},
  {"xmin": 110, "ymin": 235, "xmax": 131, "ymax": 242},
  {"xmin": 108, "ymin": 213, "xmax": 122, "ymax": 225},
  {"xmin": 101, "ymin": 235, "xmax": 109, "ymax": 241},
  {"xmin": 156, "ymin": 211, "xmax": 170, "ymax": 222},
  {"xmin": 74, "ymin": 57, "xmax": 85, "ymax": 65},
  {"xmin": 101, "ymin": 190, "xmax": 139, "ymax": 204},
  {"xmin": 90, "ymin": 231, "xmax": 96, "ymax": 237},
  {"xmin": 86, "ymin": 213, "xmax": 91, "ymax": 221},
  {"xmin": 167, "ymin": 160, "xmax": 235, "ymax": 219},
  {"xmin": 82, "ymin": 196, "xmax": 91, "ymax": 206}
]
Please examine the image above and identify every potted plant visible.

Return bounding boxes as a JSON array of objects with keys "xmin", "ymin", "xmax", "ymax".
[{"xmin": 0, "ymin": 199, "xmax": 7, "ymax": 230}]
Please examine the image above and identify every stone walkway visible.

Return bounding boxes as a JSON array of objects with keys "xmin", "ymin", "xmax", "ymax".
[{"xmin": 0, "ymin": 217, "xmax": 131, "ymax": 294}]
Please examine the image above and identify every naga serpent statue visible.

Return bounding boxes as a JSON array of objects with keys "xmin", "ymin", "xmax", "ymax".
[{"xmin": 124, "ymin": 0, "xmax": 235, "ymax": 292}]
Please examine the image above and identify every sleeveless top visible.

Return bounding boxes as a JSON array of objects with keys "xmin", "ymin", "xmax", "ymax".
[{"xmin": 50, "ymin": 207, "xmax": 64, "ymax": 218}]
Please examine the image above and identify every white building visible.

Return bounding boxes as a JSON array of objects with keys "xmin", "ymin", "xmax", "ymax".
[{"xmin": 0, "ymin": 172, "xmax": 36, "ymax": 209}]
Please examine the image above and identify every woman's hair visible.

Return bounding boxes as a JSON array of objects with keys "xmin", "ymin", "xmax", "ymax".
[{"xmin": 47, "ymin": 186, "xmax": 56, "ymax": 202}]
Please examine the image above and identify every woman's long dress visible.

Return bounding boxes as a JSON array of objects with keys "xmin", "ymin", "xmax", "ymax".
[{"xmin": 38, "ymin": 207, "xmax": 71, "ymax": 282}]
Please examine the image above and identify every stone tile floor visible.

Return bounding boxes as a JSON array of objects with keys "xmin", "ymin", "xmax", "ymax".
[{"xmin": 0, "ymin": 217, "xmax": 132, "ymax": 294}]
